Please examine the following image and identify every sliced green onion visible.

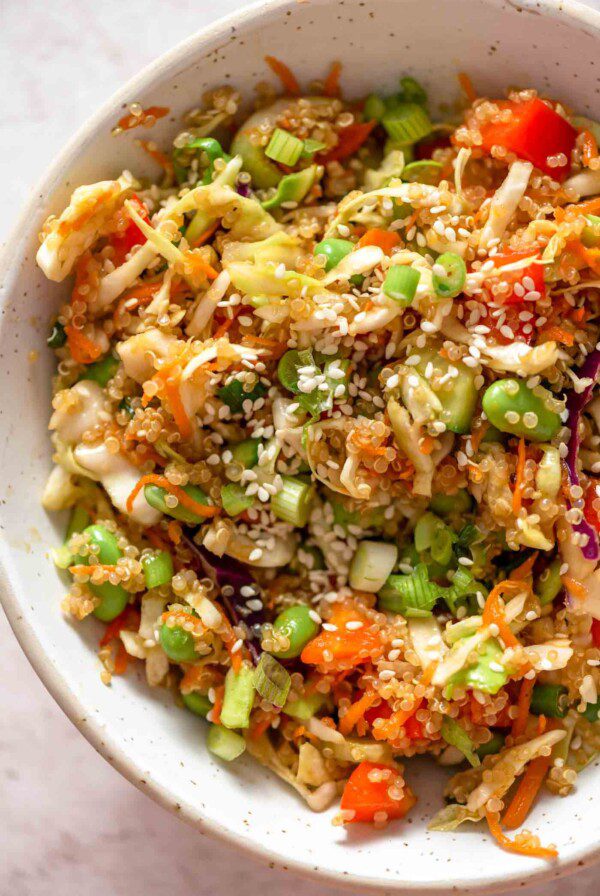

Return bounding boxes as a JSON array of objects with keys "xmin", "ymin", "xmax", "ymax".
[
  {"xmin": 262, "ymin": 165, "xmax": 321, "ymax": 210},
  {"xmin": 207, "ymin": 724, "xmax": 246, "ymax": 760},
  {"xmin": 401, "ymin": 160, "xmax": 443, "ymax": 185},
  {"xmin": 349, "ymin": 541, "xmax": 398, "ymax": 592},
  {"xmin": 254, "ymin": 653, "xmax": 291, "ymax": 708},
  {"xmin": 271, "ymin": 475, "xmax": 314, "ymax": 527},
  {"xmin": 581, "ymin": 699, "xmax": 600, "ymax": 722},
  {"xmin": 441, "ymin": 717, "xmax": 480, "ymax": 768},
  {"xmin": 277, "ymin": 348, "xmax": 314, "ymax": 393},
  {"xmin": 66, "ymin": 506, "xmax": 91, "ymax": 540},
  {"xmin": 221, "ymin": 482, "xmax": 254, "ymax": 517},
  {"xmin": 230, "ymin": 438, "xmax": 261, "ymax": 469},
  {"xmin": 530, "ymin": 684, "xmax": 569, "ymax": 719},
  {"xmin": 284, "ymin": 692, "xmax": 327, "ymax": 720},
  {"xmin": 382, "ymin": 103, "xmax": 432, "ymax": 145},
  {"xmin": 430, "ymin": 490, "xmax": 472, "ymax": 515},
  {"xmin": 364, "ymin": 94, "xmax": 387, "ymax": 122},
  {"xmin": 220, "ymin": 665, "xmax": 255, "ymax": 730},
  {"xmin": 378, "ymin": 563, "xmax": 442, "ymax": 617},
  {"xmin": 399, "ymin": 76, "xmax": 427, "ymax": 106},
  {"xmin": 142, "ymin": 550, "xmax": 174, "ymax": 589},
  {"xmin": 414, "ymin": 512, "xmax": 445, "ymax": 552},
  {"xmin": 535, "ymin": 557, "xmax": 563, "ymax": 606},
  {"xmin": 265, "ymin": 128, "xmax": 304, "ymax": 166},
  {"xmin": 83, "ymin": 354, "xmax": 119, "ymax": 387},
  {"xmin": 47, "ymin": 321, "xmax": 66, "ymax": 348},
  {"xmin": 301, "ymin": 138, "xmax": 327, "ymax": 157},
  {"xmin": 182, "ymin": 691, "xmax": 211, "ymax": 717},
  {"xmin": 383, "ymin": 265, "xmax": 420, "ymax": 306},
  {"xmin": 144, "ymin": 483, "xmax": 212, "ymax": 525},
  {"xmin": 217, "ymin": 379, "xmax": 267, "ymax": 413},
  {"xmin": 432, "ymin": 252, "xmax": 467, "ymax": 299},
  {"xmin": 476, "ymin": 731, "xmax": 506, "ymax": 759}
]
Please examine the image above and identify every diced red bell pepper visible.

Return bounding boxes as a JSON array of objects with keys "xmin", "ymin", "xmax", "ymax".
[
  {"xmin": 489, "ymin": 249, "xmax": 546, "ymax": 306},
  {"xmin": 340, "ymin": 761, "xmax": 416, "ymax": 823},
  {"xmin": 478, "ymin": 98, "xmax": 576, "ymax": 181},
  {"xmin": 364, "ymin": 698, "xmax": 393, "ymax": 726},
  {"xmin": 110, "ymin": 194, "xmax": 150, "ymax": 265},
  {"xmin": 319, "ymin": 121, "xmax": 376, "ymax": 163},
  {"xmin": 404, "ymin": 714, "xmax": 423, "ymax": 740},
  {"xmin": 591, "ymin": 618, "xmax": 600, "ymax": 649},
  {"xmin": 99, "ymin": 605, "xmax": 140, "ymax": 647},
  {"xmin": 583, "ymin": 478, "xmax": 600, "ymax": 533},
  {"xmin": 415, "ymin": 133, "xmax": 451, "ymax": 160}
]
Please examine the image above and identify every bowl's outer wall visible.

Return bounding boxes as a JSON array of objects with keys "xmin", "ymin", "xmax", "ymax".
[{"xmin": 1, "ymin": 0, "xmax": 600, "ymax": 891}]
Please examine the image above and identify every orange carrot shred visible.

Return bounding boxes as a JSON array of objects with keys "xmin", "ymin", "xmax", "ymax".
[
  {"xmin": 482, "ymin": 581, "xmax": 523, "ymax": 649},
  {"xmin": 512, "ymin": 676, "xmax": 535, "ymax": 739},
  {"xmin": 562, "ymin": 575, "xmax": 587, "ymax": 600},
  {"xmin": 264, "ymin": 55, "xmax": 300, "ymax": 95},
  {"xmin": 357, "ymin": 228, "xmax": 400, "ymax": 254},
  {"xmin": 126, "ymin": 474, "xmax": 220, "ymax": 518},
  {"xmin": 485, "ymin": 812, "xmax": 557, "ymax": 860},
  {"xmin": 323, "ymin": 61, "xmax": 342, "ymax": 97},
  {"xmin": 502, "ymin": 755, "xmax": 553, "ymax": 829},
  {"xmin": 510, "ymin": 551, "xmax": 538, "ymax": 581},
  {"xmin": 339, "ymin": 689, "xmax": 378, "ymax": 736},
  {"xmin": 65, "ymin": 326, "xmax": 103, "ymax": 365},
  {"xmin": 512, "ymin": 438, "xmax": 526, "ymax": 516},
  {"xmin": 190, "ymin": 220, "xmax": 220, "ymax": 248},
  {"xmin": 458, "ymin": 72, "xmax": 477, "ymax": 104}
]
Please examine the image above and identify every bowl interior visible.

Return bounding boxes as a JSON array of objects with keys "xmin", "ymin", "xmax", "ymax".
[{"xmin": 2, "ymin": 0, "xmax": 600, "ymax": 890}]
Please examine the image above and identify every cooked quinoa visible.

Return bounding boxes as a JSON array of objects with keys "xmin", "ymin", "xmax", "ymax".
[{"xmin": 39, "ymin": 60, "xmax": 600, "ymax": 857}]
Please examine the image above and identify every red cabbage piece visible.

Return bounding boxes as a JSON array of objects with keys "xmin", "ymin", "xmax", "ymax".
[
  {"xmin": 236, "ymin": 179, "xmax": 251, "ymax": 198},
  {"xmin": 565, "ymin": 348, "xmax": 600, "ymax": 560},
  {"xmin": 181, "ymin": 533, "xmax": 263, "ymax": 662}
]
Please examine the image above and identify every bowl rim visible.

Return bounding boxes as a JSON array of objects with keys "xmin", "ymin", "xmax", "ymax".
[{"xmin": 2, "ymin": 0, "xmax": 600, "ymax": 890}]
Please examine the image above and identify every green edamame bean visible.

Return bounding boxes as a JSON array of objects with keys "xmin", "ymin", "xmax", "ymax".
[
  {"xmin": 476, "ymin": 731, "xmax": 505, "ymax": 759},
  {"xmin": 73, "ymin": 524, "xmax": 128, "ymax": 622},
  {"xmin": 182, "ymin": 691, "xmax": 211, "ymax": 717},
  {"xmin": 272, "ymin": 605, "xmax": 319, "ymax": 659},
  {"xmin": 535, "ymin": 557, "xmax": 563, "ymax": 606},
  {"xmin": 482, "ymin": 379, "xmax": 561, "ymax": 442},
  {"xmin": 160, "ymin": 623, "xmax": 199, "ymax": 663},
  {"xmin": 144, "ymin": 483, "xmax": 212, "ymax": 525},
  {"xmin": 313, "ymin": 238, "xmax": 354, "ymax": 272}
]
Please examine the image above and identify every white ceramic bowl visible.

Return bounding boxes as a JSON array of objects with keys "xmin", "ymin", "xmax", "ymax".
[{"xmin": 2, "ymin": 0, "xmax": 600, "ymax": 890}]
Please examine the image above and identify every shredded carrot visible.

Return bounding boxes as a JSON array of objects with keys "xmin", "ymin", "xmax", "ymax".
[
  {"xmin": 126, "ymin": 473, "xmax": 220, "ymax": 518},
  {"xmin": 512, "ymin": 676, "xmax": 535, "ymax": 738},
  {"xmin": 372, "ymin": 664, "xmax": 436, "ymax": 742},
  {"xmin": 264, "ymin": 55, "xmax": 300, "ymax": 95},
  {"xmin": 581, "ymin": 128, "xmax": 599, "ymax": 167},
  {"xmin": 419, "ymin": 434, "xmax": 435, "ymax": 455},
  {"xmin": 536, "ymin": 714, "xmax": 547, "ymax": 735},
  {"xmin": 144, "ymin": 526, "xmax": 171, "ymax": 552},
  {"xmin": 65, "ymin": 325, "xmax": 103, "ymax": 365},
  {"xmin": 458, "ymin": 72, "xmax": 478, "ymax": 104},
  {"xmin": 562, "ymin": 575, "xmax": 587, "ymax": 600},
  {"xmin": 113, "ymin": 641, "xmax": 130, "ymax": 675},
  {"xmin": 249, "ymin": 709, "xmax": 275, "ymax": 740},
  {"xmin": 184, "ymin": 251, "xmax": 218, "ymax": 281},
  {"xmin": 469, "ymin": 421, "xmax": 489, "ymax": 453},
  {"xmin": 99, "ymin": 607, "xmax": 140, "ymax": 648},
  {"xmin": 357, "ymin": 228, "xmax": 400, "ymax": 254},
  {"xmin": 190, "ymin": 220, "xmax": 220, "ymax": 248},
  {"xmin": 166, "ymin": 520, "xmax": 182, "ymax": 546},
  {"xmin": 556, "ymin": 195, "xmax": 600, "ymax": 223},
  {"xmin": 69, "ymin": 564, "xmax": 117, "ymax": 575},
  {"xmin": 485, "ymin": 812, "xmax": 557, "ymax": 860},
  {"xmin": 510, "ymin": 551, "xmax": 538, "ymax": 581},
  {"xmin": 482, "ymin": 580, "xmax": 524, "ymax": 649},
  {"xmin": 323, "ymin": 61, "xmax": 342, "ymax": 97},
  {"xmin": 211, "ymin": 685, "xmax": 224, "ymax": 725},
  {"xmin": 512, "ymin": 438, "xmax": 527, "ymax": 516},
  {"xmin": 163, "ymin": 377, "xmax": 192, "ymax": 440},
  {"xmin": 213, "ymin": 312, "xmax": 239, "ymax": 339},
  {"xmin": 540, "ymin": 324, "xmax": 575, "ymax": 346},
  {"xmin": 502, "ymin": 755, "xmax": 553, "ymax": 830},
  {"xmin": 117, "ymin": 106, "xmax": 169, "ymax": 131},
  {"xmin": 113, "ymin": 290, "xmax": 156, "ymax": 327},
  {"xmin": 136, "ymin": 139, "xmax": 174, "ymax": 177},
  {"xmin": 339, "ymin": 689, "xmax": 378, "ymax": 736}
]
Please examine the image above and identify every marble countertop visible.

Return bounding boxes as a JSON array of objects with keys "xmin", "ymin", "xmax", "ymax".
[{"xmin": 1, "ymin": 2, "xmax": 598, "ymax": 894}]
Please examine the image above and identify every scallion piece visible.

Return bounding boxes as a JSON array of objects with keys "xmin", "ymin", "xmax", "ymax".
[
  {"xmin": 206, "ymin": 724, "xmax": 246, "ymax": 761},
  {"xmin": 220, "ymin": 665, "xmax": 255, "ymax": 730},
  {"xmin": 182, "ymin": 691, "xmax": 211, "ymax": 717},
  {"xmin": 530, "ymin": 684, "xmax": 569, "ymax": 719},
  {"xmin": 581, "ymin": 213, "xmax": 600, "ymax": 248},
  {"xmin": 382, "ymin": 103, "xmax": 432, "ymax": 145},
  {"xmin": 581, "ymin": 699, "xmax": 600, "ymax": 722},
  {"xmin": 144, "ymin": 483, "xmax": 212, "ymax": 525},
  {"xmin": 83, "ymin": 354, "xmax": 119, "ymax": 387},
  {"xmin": 378, "ymin": 563, "xmax": 442, "ymax": 617},
  {"xmin": 535, "ymin": 557, "xmax": 563, "ymax": 606},
  {"xmin": 400, "ymin": 76, "xmax": 427, "ymax": 106},
  {"xmin": 66, "ymin": 505, "xmax": 91, "ymax": 540},
  {"xmin": 265, "ymin": 128, "xmax": 304, "ymax": 166},
  {"xmin": 383, "ymin": 265, "xmax": 420, "ymax": 306},
  {"xmin": 441, "ymin": 717, "xmax": 480, "ymax": 768},
  {"xmin": 349, "ymin": 541, "xmax": 398, "ymax": 593},
  {"xmin": 284, "ymin": 692, "xmax": 327, "ymax": 720},
  {"xmin": 254, "ymin": 653, "xmax": 291, "ymax": 708},
  {"xmin": 277, "ymin": 348, "xmax": 314, "ymax": 393},
  {"xmin": 271, "ymin": 475, "xmax": 314, "ymax": 527},
  {"xmin": 301, "ymin": 138, "xmax": 327, "ymax": 157},
  {"xmin": 364, "ymin": 94, "xmax": 387, "ymax": 122},
  {"xmin": 230, "ymin": 438, "xmax": 261, "ymax": 469},
  {"xmin": 221, "ymin": 482, "xmax": 254, "ymax": 517},
  {"xmin": 47, "ymin": 321, "xmax": 66, "ymax": 348},
  {"xmin": 432, "ymin": 252, "xmax": 467, "ymax": 299},
  {"xmin": 476, "ymin": 731, "xmax": 505, "ymax": 759},
  {"xmin": 142, "ymin": 549, "xmax": 174, "ymax": 589},
  {"xmin": 401, "ymin": 160, "xmax": 443, "ymax": 185},
  {"xmin": 217, "ymin": 379, "xmax": 267, "ymax": 414}
]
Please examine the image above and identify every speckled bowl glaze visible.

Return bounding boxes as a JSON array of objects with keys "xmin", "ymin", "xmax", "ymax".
[{"xmin": 2, "ymin": 0, "xmax": 600, "ymax": 890}]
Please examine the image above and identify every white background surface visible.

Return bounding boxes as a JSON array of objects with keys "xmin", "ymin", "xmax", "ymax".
[{"xmin": 1, "ymin": 1, "xmax": 598, "ymax": 894}]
